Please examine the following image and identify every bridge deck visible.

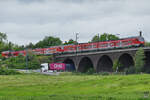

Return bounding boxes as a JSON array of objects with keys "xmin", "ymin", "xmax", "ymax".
[{"xmin": 55, "ymin": 47, "xmax": 150, "ymax": 57}]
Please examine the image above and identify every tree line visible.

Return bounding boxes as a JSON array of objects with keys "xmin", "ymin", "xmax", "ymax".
[{"xmin": 0, "ymin": 32, "xmax": 119, "ymax": 52}]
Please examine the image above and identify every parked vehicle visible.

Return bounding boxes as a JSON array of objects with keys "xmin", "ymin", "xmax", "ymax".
[
  {"xmin": 40, "ymin": 63, "xmax": 75, "ymax": 72},
  {"xmin": 40, "ymin": 63, "xmax": 49, "ymax": 72}
]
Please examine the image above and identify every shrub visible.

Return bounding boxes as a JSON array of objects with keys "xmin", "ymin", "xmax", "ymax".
[
  {"xmin": 1, "ymin": 55, "xmax": 42, "ymax": 69},
  {"xmin": 101, "ymin": 72, "xmax": 110, "ymax": 75},
  {"xmin": 0, "ymin": 67, "xmax": 21, "ymax": 75},
  {"xmin": 124, "ymin": 67, "xmax": 136, "ymax": 74},
  {"xmin": 145, "ymin": 42, "xmax": 150, "ymax": 47},
  {"xmin": 143, "ymin": 67, "xmax": 150, "ymax": 74},
  {"xmin": 86, "ymin": 68, "xmax": 95, "ymax": 75},
  {"xmin": 113, "ymin": 60, "xmax": 122, "ymax": 72},
  {"xmin": 134, "ymin": 48, "xmax": 145, "ymax": 73}
]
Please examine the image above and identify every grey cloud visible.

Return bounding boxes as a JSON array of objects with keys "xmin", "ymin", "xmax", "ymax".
[{"xmin": 0, "ymin": 0, "xmax": 150, "ymax": 45}]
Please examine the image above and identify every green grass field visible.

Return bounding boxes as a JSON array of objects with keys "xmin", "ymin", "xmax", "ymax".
[{"xmin": 0, "ymin": 73, "xmax": 150, "ymax": 100}]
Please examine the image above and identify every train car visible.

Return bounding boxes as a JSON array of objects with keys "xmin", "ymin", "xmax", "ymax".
[
  {"xmin": 32, "ymin": 48, "xmax": 45, "ymax": 55},
  {"xmin": 60, "ymin": 36, "xmax": 145, "ymax": 53},
  {"xmin": 1, "ymin": 51, "xmax": 11, "ymax": 58},
  {"xmin": 44, "ymin": 46, "xmax": 61, "ymax": 55},
  {"xmin": 18, "ymin": 50, "xmax": 26, "ymax": 56},
  {"xmin": 1, "ymin": 36, "xmax": 145, "ymax": 58},
  {"xmin": 1, "ymin": 50, "xmax": 26, "ymax": 58},
  {"xmin": 117, "ymin": 36, "xmax": 145, "ymax": 48},
  {"xmin": 11, "ymin": 51, "xmax": 20, "ymax": 57},
  {"xmin": 63, "ymin": 44, "xmax": 76, "ymax": 53},
  {"xmin": 81, "ymin": 43, "xmax": 93, "ymax": 52}
]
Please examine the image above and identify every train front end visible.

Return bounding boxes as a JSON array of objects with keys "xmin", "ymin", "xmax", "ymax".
[{"xmin": 137, "ymin": 36, "xmax": 145, "ymax": 47}]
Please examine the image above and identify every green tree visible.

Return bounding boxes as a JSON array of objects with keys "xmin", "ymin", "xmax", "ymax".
[
  {"xmin": 0, "ymin": 32, "xmax": 25, "ymax": 52},
  {"xmin": 134, "ymin": 48, "xmax": 145, "ymax": 73},
  {"xmin": 35, "ymin": 36, "xmax": 62, "ymax": 48},
  {"xmin": 63, "ymin": 39, "xmax": 76, "ymax": 45},
  {"xmin": 0, "ymin": 32, "xmax": 7, "ymax": 52},
  {"xmin": 91, "ymin": 35, "xmax": 99, "ymax": 42},
  {"xmin": 99, "ymin": 33, "xmax": 108, "ymax": 41},
  {"xmin": 145, "ymin": 42, "xmax": 150, "ymax": 47},
  {"xmin": 68, "ymin": 39, "xmax": 75, "ymax": 44},
  {"xmin": 2, "ymin": 53, "xmax": 41, "ymax": 69},
  {"xmin": 107, "ymin": 34, "xmax": 119, "ymax": 41},
  {"xmin": 0, "ymin": 32, "xmax": 7, "ymax": 43},
  {"xmin": 113, "ymin": 60, "xmax": 122, "ymax": 72},
  {"xmin": 26, "ymin": 42, "xmax": 34, "ymax": 49},
  {"xmin": 12, "ymin": 44, "xmax": 25, "ymax": 51},
  {"xmin": 91, "ymin": 33, "xmax": 119, "ymax": 42}
]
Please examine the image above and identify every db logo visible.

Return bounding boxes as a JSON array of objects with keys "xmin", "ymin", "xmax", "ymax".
[{"xmin": 54, "ymin": 64, "xmax": 63, "ymax": 68}]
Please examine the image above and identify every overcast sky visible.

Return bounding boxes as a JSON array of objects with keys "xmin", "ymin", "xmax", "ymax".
[{"xmin": 0, "ymin": 0, "xmax": 150, "ymax": 45}]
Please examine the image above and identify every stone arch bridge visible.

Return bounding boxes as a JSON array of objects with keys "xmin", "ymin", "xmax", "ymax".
[{"xmin": 53, "ymin": 47, "xmax": 150, "ymax": 72}]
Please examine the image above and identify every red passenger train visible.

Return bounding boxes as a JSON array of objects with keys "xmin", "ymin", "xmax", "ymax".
[{"xmin": 1, "ymin": 36, "xmax": 145, "ymax": 58}]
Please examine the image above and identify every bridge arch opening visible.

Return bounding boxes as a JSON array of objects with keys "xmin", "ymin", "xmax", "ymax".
[
  {"xmin": 118, "ymin": 53, "xmax": 134, "ymax": 71},
  {"xmin": 78, "ymin": 57, "xmax": 94, "ymax": 73},
  {"xmin": 97, "ymin": 55, "xmax": 113, "ymax": 72},
  {"xmin": 144, "ymin": 51, "xmax": 150, "ymax": 73},
  {"xmin": 63, "ymin": 59, "xmax": 76, "ymax": 71}
]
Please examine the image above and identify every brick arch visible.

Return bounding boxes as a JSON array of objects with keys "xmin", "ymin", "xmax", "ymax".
[
  {"xmin": 63, "ymin": 58, "xmax": 75, "ymax": 64},
  {"xmin": 97, "ymin": 55, "xmax": 113, "ymax": 72},
  {"xmin": 118, "ymin": 53, "xmax": 134, "ymax": 71},
  {"xmin": 78, "ymin": 57, "xmax": 94, "ymax": 73},
  {"xmin": 63, "ymin": 58, "xmax": 76, "ymax": 71}
]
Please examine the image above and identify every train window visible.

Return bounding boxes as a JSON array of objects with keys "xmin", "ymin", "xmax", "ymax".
[
  {"xmin": 100, "ymin": 43, "xmax": 108, "ymax": 47},
  {"xmin": 122, "ymin": 41, "xmax": 128, "ymax": 45},
  {"xmin": 45, "ymin": 48, "xmax": 56, "ymax": 54},
  {"xmin": 116, "ymin": 42, "xmax": 121, "ymax": 46},
  {"xmin": 138, "ymin": 37, "xmax": 145, "ymax": 42},
  {"xmin": 122, "ymin": 40, "xmax": 132, "ymax": 45},
  {"xmin": 83, "ymin": 44, "xmax": 92, "ymax": 49},
  {"xmin": 67, "ymin": 46, "xmax": 74, "ymax": 50},
  {"xmin": 128, "ymin": 41, "xmax": 132, "ymax": 43},
  {"xmin": 135, "ymin": 39, "xmax": 139, "ymax": 41},
  {"xmin": 92, "ymin": 43, "xmax": 97, "ymax": 48},
  {"xmin": 109, "ymin": 42, "xmax": 115, "ymax": 47},
  {"xmin": 77, "ymin": 45, "xmax": 82, "ymax": 50}
]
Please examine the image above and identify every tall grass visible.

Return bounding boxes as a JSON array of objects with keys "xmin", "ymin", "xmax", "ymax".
[{"xmin": 0, "ymin": 73, "xmax": 150, "ymax": 99}]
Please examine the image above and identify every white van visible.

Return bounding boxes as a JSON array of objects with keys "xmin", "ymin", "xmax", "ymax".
[{"xmin": 40, "ymin": 63, "xmax": 54, "ymax": 72}]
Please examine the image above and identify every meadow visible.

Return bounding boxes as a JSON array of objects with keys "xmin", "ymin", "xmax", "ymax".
[{"xmin": 0, "ymin": 73, "xmax": 150, "ymax": 100}]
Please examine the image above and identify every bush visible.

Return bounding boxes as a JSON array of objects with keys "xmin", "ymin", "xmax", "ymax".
[
  {"xmin": 124, "ymin": 67, "xmax": 136, "ymax": 74},
  {"xmin": 113, "ymin": 60, "xmax": 122, "ymax": 72},
  {"xmin": 134, "ymin": 48, "xmax": 145, "ymax": 73},
  {"xmin": 0, "ymin": 67, "xmax": 21, "ymax": 75},
  {"xmin": 1, "ymin": 55, "xmax": 42, "ymax": 69},
  {"xmin": 144, "ymin": 67, "xmax": 150, "ymax": 74},
  {"xmin": 145, "ymin": 42, "xmax": 150, "ymax": 47},
  {"xmin": 28, "ymin": 58, "xmax": 40, "ymax": 69},
  {"xmin": 86, "ymin": 68, "xmax": 95, "ymax": 75}
]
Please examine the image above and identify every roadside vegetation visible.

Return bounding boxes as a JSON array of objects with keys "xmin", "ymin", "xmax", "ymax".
[
  {"xmin": 0, "ymin": 55, "xmax": 52, "ymax": 69},
  {"xmin": 145, "ymin": 42, "xmax": 150, "ymax": 47},
  {"xmin": 0, "ymin": 67, "xmax": 20, "ymax": 75}
]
